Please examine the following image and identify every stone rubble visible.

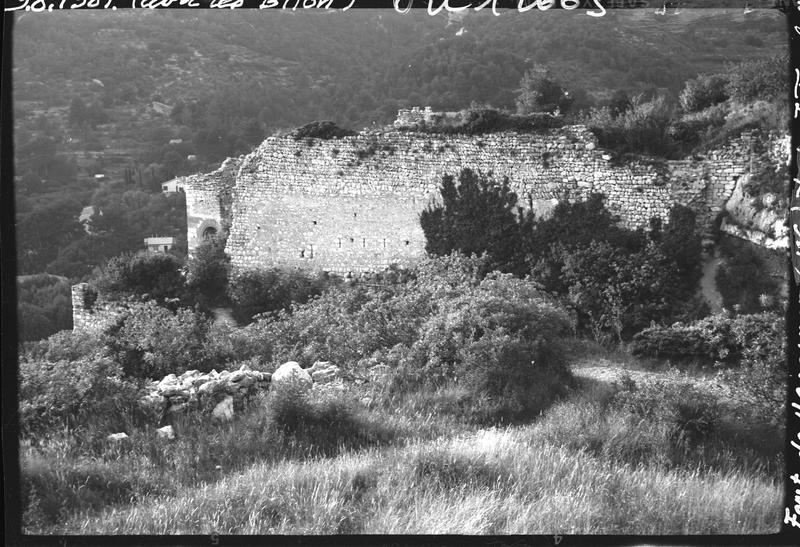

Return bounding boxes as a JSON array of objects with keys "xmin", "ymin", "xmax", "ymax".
[{"xmin": 136, "ymin": 360, "xmax": 349, "ymax": 426}]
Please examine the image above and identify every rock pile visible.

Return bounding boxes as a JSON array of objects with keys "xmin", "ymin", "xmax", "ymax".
[
  {"xmin": 139, "ymin": 363, "xmax": 272, "ymax": 420},
  {"xmin": 138, "ymin": 361, "xmax": 343, "ymax": 424}
]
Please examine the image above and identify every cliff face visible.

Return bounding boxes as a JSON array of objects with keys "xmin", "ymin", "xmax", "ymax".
[{"xmin": 179, "ymin": 126, "xmax": 787, "ymax": 275}]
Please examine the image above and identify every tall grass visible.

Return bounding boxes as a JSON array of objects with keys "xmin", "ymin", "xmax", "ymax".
[
  {"xmin": 66, "ymin": 425, "xmax": 780, "ymax": 534},
  {"xmin": 40, "ymin": 375, "xmax": 781, "ymax": 535}
]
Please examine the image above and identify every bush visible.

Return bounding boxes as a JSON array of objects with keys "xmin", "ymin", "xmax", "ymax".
[
  {"xmin": 185, "ymin": 235, "xmax": 230, "ymax": 308},
  {"xmin": 22, "ymin": 329, "xmax": 103, "ymax": 362},
  {"xmin": 291, "ymin": 121, "xmax": 356, "ymax": 141},
  {"xmin": 228, "ymin": 267, "xmax": 333, "ymax": 324},
  {"xmin": 246, "ymin": 257, "xmax": 574, "ymax": 424},
  {"xmin": 390, "ymin": 274, "xmax": 574, "ymax": 423},
  {"xmin": 585, "ymin": 95, "xmax": 676, "ymax": 158},
  {"xmin": 92, "ymin": 252, "xmax": 185, "ymax": 304},
  {"xmin": 679, "ymin": 74, "xmax": 729, "ymax": 113},
  {"xmin": 527, "ymin": 198, "xmax": 703, "ymax": 340},
  {"xmin": 667, "ymin": 103, "xmax": 729, "ymax": 150},
  {"xmin": 610, "ymin": 377, "xmax": 721, "ymax": 461},
  {"xmin": 715, "ymin": 237, "xmax": 781, "ymax": 314},
  {"xmin": 19, "ymin": 356, "xmax": 147, "ymax": 437},
  {"xmin": 722, "ymin": 313, "xmax": 785, "ymax": 423},
  {"xmin": 726, "ymin": 53, "xmax": 787, "ymax": 105},
  {"xmin": 264, "ymin": 382, "xmax": 395, "ymax": 456},
  {"xmin": 702, "ymin": 101, "xmax": 786, "ymax": 151},
  {"xmin": 631, "ymin": 312, "xmax": 783, "ymax": 372},
  {"xmin": 103, "ymin": 301, "xmax": 217, "ymax": 379},
  {"xmin": 398, "ymin": 107, "xmax": 564, "ymax": 135}
]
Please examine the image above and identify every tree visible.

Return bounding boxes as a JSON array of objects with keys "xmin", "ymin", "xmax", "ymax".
[
  {"xmin": 515, "ymin": 66, "xmax": 573, "ymax": 115},
  {"xmin": 420, "ymin": 168, "xmax": 530, "ymax": 275}
]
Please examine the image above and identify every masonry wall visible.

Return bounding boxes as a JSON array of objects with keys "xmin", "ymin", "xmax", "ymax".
[
  {"xmin": 182, "ymin": 125, "xmax": 778, "ymax": 275},
  {"xmin": 180, "ymin": 156, "xmax": 242, "ymax": 254},
  {"xmin": 71, "ymin": 283, "xmax": 126, "ymax": 333}
]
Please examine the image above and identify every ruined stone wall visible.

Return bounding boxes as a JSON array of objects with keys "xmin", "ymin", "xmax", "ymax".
[
  {"xmin": 182, "ymin": 125, "xmax": 780, "ymax": 275},
  {"xmin": 179, "ymin": 156, "xmax": 242, "ymax": 254},
  {"xmin": 71, "ymin": 283, "xmax": 126, "ymax": 333}
]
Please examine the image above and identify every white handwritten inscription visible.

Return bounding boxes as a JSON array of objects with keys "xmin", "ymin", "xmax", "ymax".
[
  {"xmin": 5, "ymin": 0, "xmax": 608, "ymax": 16},
  {"xmin": 785, "ymin": 474, "xmax": 800, "ymax": 528}
]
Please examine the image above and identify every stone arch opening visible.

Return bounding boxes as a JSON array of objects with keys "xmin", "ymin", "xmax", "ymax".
[
  {"xmin": 202, "ymin": 226, "xmax": 218, "ymax": 240},
  {"xmin": 196, "ymin": 219, "xmax": 222, "ymax": 246}
]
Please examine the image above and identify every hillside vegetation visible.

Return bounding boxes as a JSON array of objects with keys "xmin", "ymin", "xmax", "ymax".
[{"xmin": 14, "ymin": 9, "xmax": 789, "ymax": 534}]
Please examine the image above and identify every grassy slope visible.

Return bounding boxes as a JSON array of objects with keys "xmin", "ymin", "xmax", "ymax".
[{"xmin": 28, "ymin": 349, "xmax": 782, "ymax": 535}]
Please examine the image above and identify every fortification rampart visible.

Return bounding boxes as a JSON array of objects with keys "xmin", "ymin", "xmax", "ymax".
[{"xmin": 179, "ymin": 124, "xmax": 781, "ymax": 275}]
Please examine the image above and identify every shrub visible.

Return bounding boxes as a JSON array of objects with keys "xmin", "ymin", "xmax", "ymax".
[
  {"xmin": 679, "ymin": 73, "xmax": 729, "ymax": 113},
  {"xmin": 247, "ymin": 257, "xmax": 573, "ymax": 424},
  {"xmin": 529, "ymin": 199, "xmax": 703, "ymax": 340},
  {"xmin": 291, "ymin": 121, "xmax": 355, "ymax": 141},
  {"xmin": 609, "ymin": 377, "xmax": 721, "ymax": 463},
  {"xmin": 92, "ymin": 252, "xmax": 185, "ymax": 304},
  {"xmin": 228, "ymin": 267, "xmax": 332, "ymax": 324},
  {"xmin": 22, "ymin": 329, "xmax": 103, "ymax": 362},
  {"xmin": 103, "ymin": 301, "xmax": 215, "ymax": 379},
  {"xmin": 702, "ymin": 101, "xmax": 786, "ymax": 150},
  {"xmin": 721, "ymin": 313, "xmax": 786, "ymax": 423},
  {"xmin": 631, "ymin": 312, "xmax": 783, "ymax": 379},
  {"xmin": 715, "ymin": 237, "xmax": 781, "ymax": 314},
  {"xmin": 585, "ymin": 95, "xmax": 676, "ymax": 158},
  {"xmin": 726, "ymin": 53, "xmax": 787, "ymax": 105},
  {"xmin": 264, "ymin": 382, "xmax": 395, "ymax": 456},
  {"xmin": 185, "ymin": 235, "xmax": 230, "ymax": 308},
  {"xmin": 19, "ymin": 356, "xmax": 147, "ymax": 437},
  {"xmin": 398, "ymin": 107, "xmax": 564, "ymax": 135},
  {"xmin": 667, "ymin": 103, "xmax": 729, "ymax": 150},
  {"xmin": 390, "ymin": 274, "xmax": 574, "ymax": 423}
]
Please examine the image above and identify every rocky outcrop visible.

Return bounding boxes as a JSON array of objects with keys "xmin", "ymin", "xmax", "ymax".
[{"xmin": 721, "ymin": 176, "xmax": 787, "ymax": 250}]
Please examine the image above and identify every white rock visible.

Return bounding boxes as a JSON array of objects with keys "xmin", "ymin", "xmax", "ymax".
[
  {"xmin": 159, "ymin": 374, "xmax": 178, "ymax": 387},
  {"xmin": 157, "ymin": 425, "xmax": 175, "ymax": 440},
  {"xmin": 272, "ymin": 361, "xmax": 312, "ymax": 390},
  {"xmin": 212, "ymin": 395, "xmax": 234, "ymax": 421},
  {"xmin": 107, "ymin": 432, "xmax": 129, "ymax": 441},
  {"xmin": 306, "ymin": 360, "xmax": 333, "ymax": 375},
  {"xmin": 229, "ymin": 370, "xmax": 247, "ymax": 382},
  {"xmin": 198, "ymin": 379, "xmax": 221, "ymax": 395},
  {"xmin": 311, "ymin": 367, "xmax": 340, "ymax": 384}
]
